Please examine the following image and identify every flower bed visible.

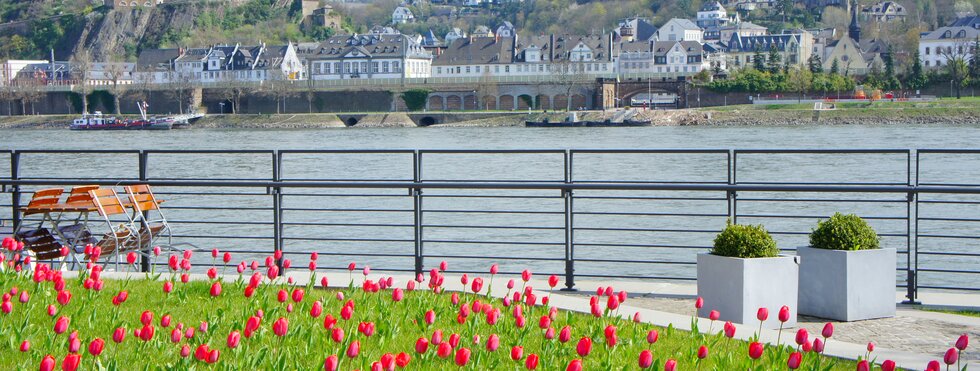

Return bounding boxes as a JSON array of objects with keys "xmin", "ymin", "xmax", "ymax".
[{"xmin": 0, "ymin": 239, "xmax": 969, "ymax": 370}]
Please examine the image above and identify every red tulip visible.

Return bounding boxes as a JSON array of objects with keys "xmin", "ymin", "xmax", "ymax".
[
  {"xmin": 244, "ymin": 316, "xmax": 261, "ymax": 338},
  {"xmin": 927, "ymin": 360, "xmax": 941, "ymax": 371},
  {"xmin": 170, "ymin": 329, "xmax": 181, "ymax": 343},
  {"xmin": 195, "ymin": 344, "xmax": 209, "ymax": 361},
  {"xmin": 126, "ymin": 252, "xmax": 137, "ymax": 265},
  {"xmin": 576, "ymin": 337, "xmax": 592, "ymax": 357},
  {"xmin": 511, "ymin": 345, "xmax": 524, "ymax": 360},
  {"xmin": 291, "ymin": 288, "xmax": 305, "ymax": 303},
  {"xmin": 454, "ymin": 347, "xmax": 471, "ymax": 366},
  {"xmin": 604, "ymin": 325, "xmax": 617, "ymax": 340},
  {"xmin": 331, "ymin": 327, "xmax": 344, "ymax": 343},
  {"xmin": 180, "ymin": 345, "xmax": 191, "ymax": 358},
  {"xmin": 436, "ymin": 342, "xmax": 452, "ymax": 358},
  {"xmin": 471, "ymin": 277, "xmax": 484, "ymax": 293},
  {"xmin": 723, "ymin": 321, "xmax": 736, "ymax": 338},
  {"xmin": 956, "ymin": 334, "xmax": 969, "ymax": 351},
  {"xmin": 521, "ymin": 269, "xmax": 532, "ymax": 282},
  {"xmin": 708, "ymin": 310, "xmax": 720, "ymax": 320},
  {"xmin": 61, "ymin": 354, "xmax": 81, "ymax": 371},
  {"xmin": 112, "ymin": 327, "xmax": 125, "ymax": 343},
  {"xmin": 210, "ymin": 281, "xmax": 222, "ymax": 297},
  {"xmin": 778, "ymin": 305, "xmax": 790, "ymax": 322},
  {"xmin": 867, "ymin": 342, "xmax": 875, "ymax": 352},
  {"xmin": 1, "ymin": 301, "xmax": 11, "ymax": 314},
  {"xmin": 88, "ymin": 338, "xmax": 105, "ymax": 356},
  {"xmin": 944, "ymin": 348, "xmax": 958, "ymax": 365},
  {"xmin": 697, "ymin": 345, "xmax": 708, "ymax": 359},
  {"xmin": 757, "ymin": 307, "xmax": 769, "ymax": 321},
  {"xmin": 813, "ymin": 338, "xmax": 825, "ymax": 353},
  {"xmin": 19, "ymin": 340, "xmax": 29, "ymax": 352},
  {"xmin": 54, "ymin": 316, "xmax": 69, "ymax": 334},
  {"xmin": 227, "ymin": 330, "xmax": 240, "ymax": 348},
  {"xmin": 748, "ymin": 342, "xmax": 764, "ymax": 359},
  {"xmin": 395, "ymin": 352, "xmax": 410, "ymax": 368},
  {"xmin": 273, "ymin": 317, "xmax": 288, "ymax": 337},
  {"xmin": 881, "ymin": 360, "xmax": 896, "ymax": 371},
  {"xmin": 857, "ymin": 360, "xmax": 870, "ymax": 371},
  {"xmin": 223, "ymin": 252, "xmax": 231, "ymax": 263},
  {"xmin": 607, "ymin": 295, "xmax": 620, "ymax": 310},
  {"xmin": 695, "ymin": 296, "xmax": 704, "ymax": 309},
  {"xmin": 207, "ymin": 349, "xmax": 220, "ymax": 364},
  {"xmin": 795, "ymin": 328, "xmax": 809, "ymax": 345},
  {"xmin": 324, "ymin": 355, "xmax": 339, "ymax": 371},
  {"xmin": 566, "ymin": 359, "xmax": 583, "ymax": 371},
  {"xmin": 39, "ymin": 355, "xmax": 55, "ymax": 371},
  {"xmin": 161, "ymin": 314, "xmax": 172, "ymax": 328},
  {"xmin": 822, "ymin": 322, "xmax": 834, "ymax": 338},
  {"xmin": 548, "ymin": 275, "xmax": 559, "ymax": 288},
  {"xmin": 787, "ymin": 352, "xmax": 802, "ymax": 369},
  {"xmin": 415, "ymin": 337, "xmax": 429, "ymax": 354},
  {"xmin": 639, "ymin": 349, "xmax": 654, "ymax": 368},
  {"xmin": 489, "ymin": 264, "xmax": 499, "ymax": 275},
  {"xmin": 341, "ymin": 304, "xmax": 354, "ymax": 320},
  {"xmin": 346, "ymin": 340, "xmax": 360, "ymax": 358},
  {"xmin": 47, "ymin": 305, "xmax": 56, "ymax": 317},
  {"xmin": 486, "ymin": 333, "xmax": 500, "ymax": 351},
  {"xmin": 56, "ymin": 290, "xmax": 71, "ymax": 306},
  {"xmin": 139, "ymin": 324, "xmax": 155, "ymax": 341},
  {"xmin": 664, "ymin": 359, "xmax": 677, "ymax": 371},
  {"xmin": 140, "ymin": 311, "xmax": 153, "ymax": 326},
  {"xmin": 558, "ymin": 326, "xmax": 572, "ymax": 343},
  {"xmin": 525, "ymin": 353, "xmax": 539, "ymax": 369}
]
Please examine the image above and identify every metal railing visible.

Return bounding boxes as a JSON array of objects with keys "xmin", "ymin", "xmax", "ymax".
[{"xmin": 2, "ymin": 149, "xmax": 980, "ymax": 301}]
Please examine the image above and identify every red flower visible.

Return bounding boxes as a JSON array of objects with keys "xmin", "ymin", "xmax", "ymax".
[
  {"xmin": 697, "ymin": 345, "xmax": 708, "ymax": 359},
  {"xmin": 867, "ymin": 342, "xmax": 875, "ymax": 352},
  {"xmin": 273, "ymin": 317, "xmax": 288, "ymax": 337},
  {"xmin": 245, "ymin": 316, "xmax": 261, "ymax": 338},
  {"xmin": 227, "ymin": 330, "xmax": 241, "ymax": 349},
  {"xmin": 511, "ymin": 345, "xmax": 524, "ymax": 360},
  {"xmin": 331, "ymin": 327, "xmax": 344, "ymax": 343},
  {"xmin": 112, "ymin": 327, "xmax": 125, "ymax": 343},
  {"xmin": 223, "ymin": 252, "xmax": 231, "ymax": 263},
  {"xmin": 180, "ymin": 345, "xmax": 190, "ymax": 358},
  {"xmin": 471, "ymin": 277, "xmax": 484, "ymax": 293},
  {"xmin": 795, "ymin": 328, "xmax": 809, "ymax": 346},
  {"xmin": 126, "ymin": 252, "xmax": 137, "ymax": 265},
  {"xmin": 291, "ymin": 288, "xmax": 304, "ymax": 303},
  {"xmin": 346, "ymin": 340, "xmax": 360, "ymax": 358},
  {"xmin": 61, "ymin": 354, "xmax": 81, "ymax": 371},
  {"xmin": 639, "ymin": 349, "xmax": 654, "ymax": 368},
  {"xmin": 723, "ymin": 321, "xmax": 736, "ymax": 338},
  {"xmin": 324, "ymin": 355, "xmax": 339, "ymax": 371},
  {"xmin": 821, "ymin": 322, "xmax": 834, "ymax": 338},
  {"xmin": 559, "ymin": 326, "xmax": 572, "ymax": 343},
  {"xmin": 708, "ymin": 310, "xmax": 720, "ymax": 321},
  {"xmin": 415, "ymin": 337, "xmax": 429, "ymax": 354},
  {"xmin": 944, "ymin": 348, "xmax": 958, "ymax": 365},
  {"xmin": 19, "ymin": 340, "xmax": 29, "ymax": 352},
  {"xmin": 56, "ymin": 290, "xmax": 71, "ymax": 306},
  {"xmin": 454, "ymin": 347, "xmax": 471, "ymax": 366},
  {"xmin": 322, "ymin": 314, "xmax": 337, "ymax": 330},
  {"xmin": 521, "ymin": 269, "xmax": 532, "ymax": 282},
  {"xmin": 566, "ymin": 359, "xmax": 583, "ymax": 371},
  {"xmin": 881, "ymin": 360, "xmax": 896, "ymax": 371},
  {"xmin": 525, "ymin": 353, "xmax": 539, "ymax": 370},
  {"xmin": 395, "ymin": 352, "xmax": 410, "ymax": 368},
  {"xmin": 490, "ymin": 264, "xmax": 498, "ymax": 275},
  {"xmin": 88, "ymin": 338, "xmax": 105, "ymax": 356},
  {"xmin": 140, "ymin": 311, "xmax": 153, "ymax": 326},
  {"xmin": 778, "ymin": 305, "xmax": 790, "ymax": 322},
  {"xmin": 54, "ymin": 316, "xmax": 69, "ymax": 334},
  {"xmin": 695, "ymin": 297, "xmax": 704, "ymax": 309},
  {"xmin": 787, "ymin": 352, "xmax": 802, "ymax": 369},
  {"xmin": 210, "ymin": 281, "xmax": 222, "ymax": 297},
  {"xmin": 380, "ymin": 353, "xmax": 395, "ymax": 370},
  {"xmin": 607, "ymin": 295, "xmax": 620, "ymax": 310},
  {"xmin": 927, "ymin": 360, "xmax": 941, "ymax": 371},
  {"xmin": 436, "ymin": 342, "xmax": 452, "ymax": 358},
  {"xmin": 576, "ymin": 337, "xmax": 592, "ymax": 357},
  {"xmin": 857, "ymin": 360, "xmax": 870, "ymax": 371},
  {"xmin": 748, "ymin": 342, "xmax": 764, "ymax": 359},
  {"xmin": 548, "ymin": 275, "xmax": 559, "ymax": 288},
  {"xmin": 207, "ymin": 349, "xmax": 220, "ymax": 364},
  {"xmin": 757, "ymin": 307, "xmax": 769, "ymax": 321},
  {"xmin": 39, "ymin": 355, "xmax": 55, "ymax": 371},
  {"xmin": 813, "ymin": 338, "xmax": 825, "ymax": 353},
  {"xmin": 139, "ymin": 324, "xmax": 155, "ymax": 341},
  {"xmin": 956, "ymin": 334, "xmax": 969, "ymax": 351},
  {"xmin": 664, "ymin": 359, "xmax": 677, "ymax": 371}
]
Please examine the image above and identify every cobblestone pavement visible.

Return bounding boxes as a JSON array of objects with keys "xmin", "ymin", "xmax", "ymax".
[{"xmin": 565, "ymin": 293, "xmax": 980, "ymax": 362}]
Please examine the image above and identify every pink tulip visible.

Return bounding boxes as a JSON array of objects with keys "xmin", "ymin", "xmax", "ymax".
[
  {"xmin": 695, "ymin": 297, "xmax": 704, "ymax": 309},
  {"xmin": 795, "ymin": 328, "xmax": 809, "ymax": 345},
  {"xmin": 647, "ymin": 329, "xmax": 659, "ymax": 344},
  {"xmin": 163, "ymin": 281, "xmax": 173, "ymax": 294},
  {"xmin": 521, "ymin": 269, "xmax": 532, "ymax": 282},
  {"xmin": 170, "ymin": 329, "xmax": 182, "ymax": 343},
  {"xmin": 424, "ymin": 310, "xmax": 435, "ymax": 325},
  {"xmin": 226, "ymin": 330, "xmax": 241, "ymax": 349},
  {"xmin": 331, "ymin": 327, "xmax": 344, "ymax": 343},
  {"xmin": 944, "ymin": 348, "xmax": 958, "ymax": 365},
  {"xmin": 324, "ymin": 355, "xmax": 339, "ymax": 371},
  {"xmin": 857, "ymin": 360, "xmax": 870, "ymax": 371},
  {"xmin": 54, "ymin": 316, "xmax": 69, "ymax": 334},
  {"xmin": 490, "ymin": 264, "xmax": 498, "ymax": 275},
  {"xmin": 292, "ymin": 288, "xmax": 305, "ymax": 303},
  {"xmin": 724, "ymin": 321, "xmax": 736, "ymax": 338},
  {"xmin": 454, "ymin": 347, "xmax": 472, "ymax": 366},
  {"xmin": 697, "ymin": 345, "xmax": 708, "ymax": 359},
  {"xmin": 559, "ymin": 326, "xmax": 572, "ymax": 343},
  {"xmin": 346, "ymin": 340, "xmax": 360, "ymax": 358},
  {"xmin": 813, "ymin": 338, "xmax": 825, "ymax": 353},
  {"xmin": 140, "ymin": 311, "xmax": 153, "ymax": 326},
  {"xmin": 439, "ymin": 261, "xmax": 448, "ymax": 271},
  {"xmin": 310, "ymin": 300, "xmax": 323, "ymax": 318},
  {"xmin": 180, "ymin": 345, "xmax": 191, "ymax": 358},
  {"xmin": 47, "ymin": 305, "xmax": 56, "ymax": 317},
  {"xmin": 39, "ymin": 355, "xmax": 55, "ymax": 371},
  {"xmin": 210, "ymin": 281, "xmax": 222, "ymax": 297},
  {"xmin": 525, "ymin": 353, "xmax": 539, "ymax": 369},
  {"xmin": 511, "ymin": 345, "xmax": 524, "ymax": 360},
  {"xmin": 486, "ymin": 333, "xmax": 500, "ymax": 351},
  {"xmin": 664, "ymin": 359, "xmax": 677, "ymax": 371},
  {"xmin": 576, "ymin": 337, "xmax": 592, "ymax": 357},
  {"xmin": 273, "ymin": 317, "xmax": 288, "ymax": 337},
  {"xmin": 867, "ymin": 342, "xmax": 875, "ymax": 352},
  {"xmin": 778, "ymin": 305, "xmax": 790, "ymax": 322},
  {"xmin": 881, "ymin": 360, "xmax": 896, "ymax": 371},
  {"xmin": 787, "ymin": 352, "xmax": 802, "ymax": 369},
  {"xmin": 748, "ymin": 342, "xmax": 764, "ymax": 359},
  {"xmin": 639, "ymin": 350, "xmax": 654, "ymax": 368},
  {"xmin": 567, "ymin": 359, "xmax": 583, "ymax": 371},
  {"xmin": 88, "ymin": 338, "xmax": 105, "ymax": 356},
  {"xmin": 392, "ymin": 288, "xmax": 404, "ymax": 302},
  {"xmin": 708, "ymin": 310, "xmax": 720, "ymax": 320},
  {"xmin": 956, "ymin": 334, "xmax": 969, "ymax": 351},
  {"xmin": 415, "ymin": 337, "xmax": 429, "ymax": 354},
  {"xmin": 61, "ymin": 354, "xmax": 81, "ymax": 371},
  {"xmin": 548, "ymin": 275, "xmax": 559, "ymax": 288},
  {"xmin": 822, "ymin": 322, "xmax": 834, "ymax": 338},
  {"xmin": 112, "ymin": 327, "xmax": 125, "ymax": 343},
  {"xmin": 757, "ymin": 307, "xmax": 769, "ymax": 321},
  {"xmin": 927, "ymin": 360, "xmax": 941, "ymax": 371},
  {"xmin": 436, "ymin": 342, "xmax": 452, "ymax": 358}
]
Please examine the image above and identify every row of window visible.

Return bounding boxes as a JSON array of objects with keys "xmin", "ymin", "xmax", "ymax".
[
  {"xmin": 434, "ymin": 63, "xmax": 610, "ymax": 75},
  {"xmin": 923, "ymin": 45, "xmax": 977, "ymax": 55}
]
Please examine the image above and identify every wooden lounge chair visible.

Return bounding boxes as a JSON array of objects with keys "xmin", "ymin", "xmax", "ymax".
[
  {"xmin": 16, "ymin": 188, "xmax": 65, "ymax": 261},
  {"xmin": 87, "ymin": 189, "xmax": 141, "ymax": 269},
  {"xmin": 124, "ymin": 184, "xmax": 171, "ymax": 249}
]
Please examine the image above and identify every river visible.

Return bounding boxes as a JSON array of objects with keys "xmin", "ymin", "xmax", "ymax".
[{"xmin": 1, "ymin": 123, "xmax": 979, "ymax": 291}]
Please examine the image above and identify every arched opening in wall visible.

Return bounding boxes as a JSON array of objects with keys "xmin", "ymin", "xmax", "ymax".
[
  {"xmin": 418, "ymin": 116, "xmax": 437, "ymax": 126},
  {"xmin": 463, "ymin": 95, "xmax": 477, "ymax": 110},
  {"xmin": 428, "ymin": 96, "xmax": 444, "ymax": 111},
  {"xmin": 446, "ymin": 95, "xmax": 463, "ymax": 110},
  {"xmin": 553, "ymin": 95, "xmax": 569, "ymax": 111},
  {"xmin": 345, "ymin": 117, "xmax": 358, "ymax": 126},
  {"xmin": 516, "ymin": 94, "xmax": 533, "ymax": 110},
  {"xmin": 571, "ymin": 94, "xmax": 587, "ymax": 110},
  {"xmin": 480, "ymin": 95, "xmax": 496, "ymax": 110},
  {"xmin": 498, "ymin": 95, "xmax": 515, "ymax": 110},
  {"xmin": 536, "ymin": 94, "xmax": 551, "ymax": 110}
]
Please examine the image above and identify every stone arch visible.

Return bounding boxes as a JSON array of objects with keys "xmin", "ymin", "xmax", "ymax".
[
  {"xmin": 463, "ymin": 95, "xmax": 477, "ymax": 110},
  {"xmin": 428, "ymin": 95, "xmax": 444, "ymax": 111},
  {"xmin": 553, "ymin": 94, "xmax": 569, "ymax": 110},
  {"xmin": 535, "ymin": 94, "xmax": 551, "ymax": 110},
  {"xmin": 345, "ymin": 117, "xmax": 358, "ymax": 126},
  {"xmin": 571, "ymin": 94, "xmax": 587, "ymax": 110},
  {"xmin": 498, "ymin": 95, "xmax": 515, "ymax": 110},
  {"xmin": 418, "ymin": 116, "xmax": 437, "ymax": 126},
  {"xmin": 480, "ymin": 95, "xmax": 496, "ymax": 110},
  {"xmin": 446, "ymin": 95, "xmax": 463, "ymax": 110},
  {"xmin": 516, "ymin": 94, "xmax": 533, "ymax": 110}
]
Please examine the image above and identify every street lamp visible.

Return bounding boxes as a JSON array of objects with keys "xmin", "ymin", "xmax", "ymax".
[{"xmin": 219, "ymin": 102, "xmax": 225, "ymax": 114}]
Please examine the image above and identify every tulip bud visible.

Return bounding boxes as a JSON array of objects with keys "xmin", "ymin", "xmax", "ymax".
[
  {"xmin": 821, "ymin": 322, "xmax": 834, "ymax": 338},
  {"xmin": 787, "ymin": 351, "xmax": 802, "ymax": 369},
  {"xmin": 454, "ymin": 347, "xmax": 471, "ymax": 366},
  {"xmin": 576, "ymin": 337, "xmax": 592, "ymax": 357},
  {"xmin": 748, "ymin": 342, "xmax": 764, "ymax": 359},
  {"xmin": 757, "ymin": 307, "xmax": 769, "ymax": 321},
  {"xmin": 956, "ymin": 334, "xmax": 969, "ymax": 351},
  {"xmin": 324, "ymin": 355, "xmax": 339, "ymax": 371},
  {"xmin": 415, "ymin": 337, "xmax": 429, "ymax": 354},
  {"xmin": 695, "ymin": 296, "xmax": 704, "ymax": 309},
  {"xmin": 943, "ymin": 348, "xmax": 957, "ymax": 365},
  {"xmin": 639, "ymin": 349, "xmax": 654, "ymax": 368},
  {"xmin": 510, "ymin": 345, "xmax": 524, "ymax": 360},
  {"xmin": 778, "ymin": 305, "xmax": 791, "ymax": 322}
]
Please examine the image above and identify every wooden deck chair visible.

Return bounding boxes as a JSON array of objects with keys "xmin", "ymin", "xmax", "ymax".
[
  {"xmin": 88, "ymin": 188, "xmax": 140, "ymax": 270},
  {"xmin": 16, "ymin": 188, "xmax": 66, "ymax": 265},
  {"xmin": 124, "ymin": 185, "xmax": 172, "ymax": 250}
]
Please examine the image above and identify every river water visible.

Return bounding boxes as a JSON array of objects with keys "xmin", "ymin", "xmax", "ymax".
[{"xmin": 1, "ymin": 123, "xmax": 979, "ymax": 291}]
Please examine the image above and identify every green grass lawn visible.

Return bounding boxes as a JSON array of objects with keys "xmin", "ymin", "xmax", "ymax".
[
  {"xmin": 921, "ymin": 307, "xmax": 980, "ymax": 318},
  {"xmin": 0, "ymin": 267, "xmax": 862, "ymax": 370}
]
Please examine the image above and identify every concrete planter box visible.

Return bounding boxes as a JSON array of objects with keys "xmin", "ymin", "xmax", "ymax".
[
  {"xmin": 798, "ymin": 246, "xmax": 896, "ymax": 321},
  {"xmin": 696, "ymin": 253, "xmax": 799, "ymax": 329}
]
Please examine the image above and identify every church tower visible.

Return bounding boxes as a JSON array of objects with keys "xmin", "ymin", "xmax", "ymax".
[{"xmin": 848, "ymin": 0, "xmax": 861, "ymax": 41}]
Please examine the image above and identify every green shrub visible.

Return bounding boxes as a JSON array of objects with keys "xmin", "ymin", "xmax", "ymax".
[
  {"xmin": 809, "ymin": 213, "xmax": 880, "ymax": 251},
  {"xmin": 711, "ymin": 222, "xmax": 779, "ymax": 258},
  {"xmin": 401, "ymin": 89, "xmax": 430, "ymax": 111}
]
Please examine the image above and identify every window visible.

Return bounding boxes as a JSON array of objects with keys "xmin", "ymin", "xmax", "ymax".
[
  {"xmin": 475, "ymin": 66, "xmax": 481, "ymax": 73},
  {"xmin": 383, "ymin": 62, "xmax": 390, "ymax": 73},
  {"xmin": 505, "ymin": 66, "xmax": 510, "ymax": 73},
  {"xmin": 466, "ymin": 66, "xmax": 471, "ymax": 73},
  {"xmin": 436, "ymin": 67, "xmax": 442, "ymax": 74},
  {"xmin": 495, "ymin": 66, "xmax": 499, "ymax": 73}
]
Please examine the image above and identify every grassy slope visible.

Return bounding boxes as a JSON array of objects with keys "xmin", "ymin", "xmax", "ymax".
[{"xmin": 0, "ymin": 271, "xmax": 856, "ymax": 369}]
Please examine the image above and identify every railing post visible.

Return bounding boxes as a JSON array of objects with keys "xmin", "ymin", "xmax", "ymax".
[
  {"xmin": 272, "ymin": 151, "xmax": 283, "ymax": 268},
  {"xmin": 138, "ymin": 151, "xmax": 150, "ymax": 273},
  {"xmin": 413, "ymin": 150, "xmax": 423, "ymax": 276},
  {"xmin": 562, "ymin": 150, "xmax": 575, "ymax": 291},
  {"xmin": 10, "ymin": 152, "xmax": 20, "ymax": 233}
]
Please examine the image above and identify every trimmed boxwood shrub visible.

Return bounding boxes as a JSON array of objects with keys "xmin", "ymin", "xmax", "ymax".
[
  {"xmin": 401, "ymin": 89, "xmax": 430, "ymax": 111},
  {"xmin": 712, "ymin": 222, "xmax": 779, "ymax": 258},
  {"xmin": 809, "ymin": 213, "xmax": 880, "ymax": 251}
]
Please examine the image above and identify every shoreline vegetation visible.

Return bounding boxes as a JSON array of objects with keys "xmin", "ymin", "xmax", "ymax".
[{"xmin": 3, "ymin": 98, "xmax": 980, "ymax": 129}]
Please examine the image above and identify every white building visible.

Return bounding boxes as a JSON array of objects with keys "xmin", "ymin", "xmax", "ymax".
[
  {"xmin": 919, "ymin": 26, "xmax": 980, "ymax": 68},
  {"xmin": 149, "ymin": 43, "xmax": 303, "ymax": 84},
  {"xmin": 300, "ymin": 34, "xmax": 432, "ymax": 80},
  {"xmin": 618, "ymin": 40, "xmax": 709, "ymax": 75},
  {"xmin": 495, "ymin": 21, "xmax": 515, "ymax": 38},
  {"xmin": 431, "ymin": 34, "xmax": 617, "ymax": 78},
  {"xmin": 656, "ymin": 18, "xmax": 704, "ymax": 43},
  {"xmin": 391, "ymin": 6, "xmax": 415, "ymax": 24},
  {"xmin": 1, "ymin": 60, "xmax": 50, "ymax": 85},
  {"xmin": 445, "ymin": 28, "xmax": 467, "ymax": 45}
]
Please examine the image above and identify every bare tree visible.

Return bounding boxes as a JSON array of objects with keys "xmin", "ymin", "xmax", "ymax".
[
  {"xmin": 0, "ymin": 83, "xmax": 14, "ymax": 116},
  {"xmin": 938, "ymin": 41, "xmax": 972, "ymax": 99},
  {"xmin": 305, "ymin": 63, "xmax": 317, "ymax": 113},
  {"xmin": 264, "ymin": 70, "xmax": 297, "ymax": 114},
  {"xmin": 166, "ymin": 71, "xmax": 193, "ymax": 114},
  {"xmin": 220, "ymin": 73, "xmax": 253, "ymax": 114},
  {"xmin": 130, "ymin": 71, "xmax": 153, "ymax": 108},
  {"xmin": 550, "ymin": 59, "xmax": 590, "ymax": 111},
  {"xmin": 476, "ymin": 70, "xmax": 498, "ymax": 110},
  {"xmin": 23, "ymin": 83, "xmax": 44, "ymax": 115},
  {"xmin": 71, "ymin": 50, "xmax": 93, "ymax": 114},
  {"xmin": 104, "ymin": 63, "xmax": 128, "ymax": 115}
]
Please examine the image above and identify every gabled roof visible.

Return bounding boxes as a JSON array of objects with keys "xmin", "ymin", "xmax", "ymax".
[
  {"xmin": 305, "ymin": 34, "xmax": 431, "ymax": 60},
  {"xmin": 618, "ymin": 18, "xmax": 658, "ymax": 41},
  {"xmin": 920, "ymin": 26, "xmax": 980, "ymax": 40},
  {"xmin": 136, "ymin": 48, "xmax": 180, "ymax": 71},
  {"xmin": 948, "ymin": 15, "xmax": 980, "ymax": 28},
  {"xmin": 724, "ymin": 33, "xmax": 801, "ymax": 52},
  {"xmin": 434, "ymin": 37, "xmax": 513, "ymax": 66},
  {"xmin": 661, "ymin": 18, "xmax": 700, "ymax": 30}
]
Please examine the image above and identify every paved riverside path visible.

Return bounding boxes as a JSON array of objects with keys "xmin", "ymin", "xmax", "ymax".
[{"xmin": 85, "ymin": 269, "xmax": 980, "ymax": 370}]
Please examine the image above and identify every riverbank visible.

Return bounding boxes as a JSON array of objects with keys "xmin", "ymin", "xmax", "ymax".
[{"xmin": 2, "ymin": 98, "xmax": 980, "ymax": 129}]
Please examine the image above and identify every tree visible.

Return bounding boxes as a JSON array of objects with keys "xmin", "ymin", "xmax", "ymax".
[
  {"xmin": 969, "ymin": 38, "xmax": 980, "ymax": 87},
  {"xmin": 865, "ymin": 61, "xmax": 884, "ymax": 90},
  {"xmin": 939, "ymin": 41, "xmax": 971, "ymax": 99},
  {"xmin": 70, "ymin": 50, "xmax": 93, "ymax": 114},
  {"xmin": 23, "ymin": 83, "xmax": 44, "ymax": 115},
  {"xmin": 104, "ymin": 63, "xmax": 128, "ymax": 115},
  {"xmin": 475, "ymin": 70, "xmax": 498, "ymax": 110},
  {"xmin": 767, "ymin": 46, "xmax": 782, "ymax": 74},
  {"xmin": 808, "ymin": 53, "xmax": 823, "ymax": 73},
  {"xmin": 551, "ymin": 58, "xmax": 590, "ymax": 111},
  {"xmin": 777, "ymin": 0, "xmax": 794, "ymax": 23},
  {"xmin": 0, "ymin": 79, "xmax": 14, "ymax": 116},
  {"xmin": 907, "ymin": 51, "xmax": 928, "ymax": 91},
  {"xmin": 693, "ymin": 69, "xmax": 711, "ymax": 84},
  {"xmin": 264, "ymin": 70, "xmax": 296, "ymax": 114},
  {"xmin": 166, "ymin": 71, "xmax": 193, "ymax": 114},
  {"xmin": 788, "ymin": 67, "xmax": 812, "ymax": 103},
  {"xmin": 305, "ymin": 63, "xmax": 317, "ymax": 113},
  {"xmin": 752, "ymin": 47, "xmax": 766, "ymax": 71},
  {"xmin": 220, "ymin": 73, "xmax": 252, "ymax": 114},
  {"xmin": 830, "ymin": 58, "xmax": 841, "ymax": 75}
]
